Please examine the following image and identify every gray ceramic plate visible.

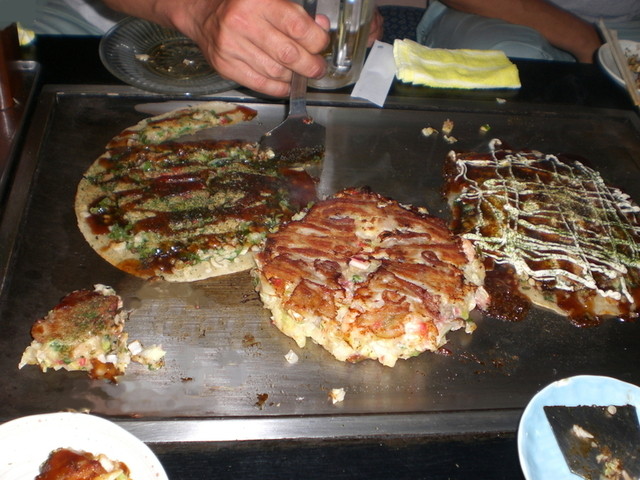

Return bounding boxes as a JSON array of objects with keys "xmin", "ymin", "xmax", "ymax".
[{"xmin": 99, "ymin": 17, "xmax": 238, "ymax": 95}]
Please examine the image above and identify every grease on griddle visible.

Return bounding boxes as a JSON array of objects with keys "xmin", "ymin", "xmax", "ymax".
[
  {"xmin": 242, "ymin": 334, "xmax": 261, "ymax": 348},
  {"xmin": 482, "ymin": 265, "xmax": 531, "ymax": 322}
]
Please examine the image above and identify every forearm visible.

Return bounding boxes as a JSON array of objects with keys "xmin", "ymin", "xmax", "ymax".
[
  {"xmin": 440, "ymin": 0, "xmax": 601, "ymax": 62},
  {"xmin": 102, "ymin": 0, "xmax": 168, "ymax": 24},
  {"xmin": 101, "ymin": 0, "xmax": 210, "ymax": 34}
]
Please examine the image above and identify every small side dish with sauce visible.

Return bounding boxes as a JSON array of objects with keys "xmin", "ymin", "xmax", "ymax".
[{"xmin": 36, "ymin": 448, "xmax": 132, "ymax": 480}]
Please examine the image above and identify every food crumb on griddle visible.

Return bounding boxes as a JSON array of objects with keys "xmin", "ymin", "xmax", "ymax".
[
  {"xmin": 284, "ymin": 350, "xmax": 299, "ymax": 364},
  {"xmin": 329, "ymin": 388, "xmax": 346, "ymax": 404}
]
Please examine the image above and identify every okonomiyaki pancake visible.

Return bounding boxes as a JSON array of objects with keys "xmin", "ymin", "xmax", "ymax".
[
  {"xmin": 75, "ymin": 102, "xmax": 318, "ymax": 282},
  {"xmin": 444, "ymin": 139, "xmax": 640, "ymax": 326},
  {"xmin": 19, "ymin": 284, "xmax": 131, "ymax": 381},
  {"xmin": 253, "ymin": 188, "xmax": 488, "ymax": 367},
  {"xmin": 19, "ymin": 284, "xmax": 166, "ymax": 381}
]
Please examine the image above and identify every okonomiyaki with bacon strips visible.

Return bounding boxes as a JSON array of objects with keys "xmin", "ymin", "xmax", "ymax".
[
  {"xmin": 253, "ymin": 188, "xmax": 489, "ymax": 367},
  {"xmin": 444, "ymin": 139, "xmax": 640, "ymax": 327}
]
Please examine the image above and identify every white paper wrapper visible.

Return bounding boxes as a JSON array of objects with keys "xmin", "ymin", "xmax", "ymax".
[{"xmin": 351, "ymin": 40, "xmax": 396, "ymax": 107}]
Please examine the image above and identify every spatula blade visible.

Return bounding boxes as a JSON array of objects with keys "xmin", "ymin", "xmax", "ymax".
[
  {"xmin": 544, "ymin": 404, "xmax": 640, "ymax": 479},
  {"xmin": 258, "ymin": 0, "xmax": 325, "ymax": 163},
  {"xmin": 259, "ymin": 113, "xmax": 325, "ymax": 163}
]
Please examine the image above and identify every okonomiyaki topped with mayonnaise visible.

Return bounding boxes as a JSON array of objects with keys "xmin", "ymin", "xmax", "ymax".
[{"xmin": 444, "ymin": 139, "xmax": 640, "ymax": 327}]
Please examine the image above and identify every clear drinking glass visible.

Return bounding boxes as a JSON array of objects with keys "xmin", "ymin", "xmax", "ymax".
[{"xmin": 308, "ymin": 0, "xmax": 375, "ymax": 90}]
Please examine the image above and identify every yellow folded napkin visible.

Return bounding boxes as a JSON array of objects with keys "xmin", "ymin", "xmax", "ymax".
[{"xmin": 393, "ymin": 39, "xmax": 521, "ymax": 90}]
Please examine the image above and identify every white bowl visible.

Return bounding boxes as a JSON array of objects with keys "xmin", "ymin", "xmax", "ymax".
[
  {"xmin": 0, "ymin": 412, "xmax": 168, "ymax": 480},
  {"xmin": 597, "ymin": 39, "xmax": 640, "ymax": 91}
]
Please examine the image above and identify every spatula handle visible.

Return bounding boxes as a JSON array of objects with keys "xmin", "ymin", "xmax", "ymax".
[
  {"xmin": 288, "ymin": 0, "xmax": 318, "ymax": 118},
  {"xmin": 288, "ymin": 73, "xmax": 309, "ymax": 117},
  {"xmin": 300, "ymin": 0, "xmax": 318, "ymax": 17}
]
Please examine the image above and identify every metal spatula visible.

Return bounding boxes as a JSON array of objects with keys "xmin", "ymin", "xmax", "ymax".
[
  {"xmin": 259, "ymin": 0, "xmax": 325, "ymax": 163},
  {"xmin": 544, "ymin": 404, "xmax": 640, "ymax": 479}
]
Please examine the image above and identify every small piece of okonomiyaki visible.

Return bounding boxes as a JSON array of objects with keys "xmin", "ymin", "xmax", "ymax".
[
  {"xmin": 19, "ymin": 284, "xmax": 165, "ymax": 381},
  {"xmin": 253, "ymin": 188, "xmax": 489, "ymax": 367},
  {"xmin": 444, "ymin": 139, "xmax": 640, "ymax": 326}
]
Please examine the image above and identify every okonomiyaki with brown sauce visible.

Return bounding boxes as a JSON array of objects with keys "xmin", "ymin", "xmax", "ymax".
[
  {"xmin": 444, "ymin": 139, "xmax": 640, "ymax": 327},
  {"xmin": 75, "ymin": 102, "xmax": 318, "ymax": 282},
  {"xmin": 253, "ymin": 188, "xmax": 489, "ymax": 367}
]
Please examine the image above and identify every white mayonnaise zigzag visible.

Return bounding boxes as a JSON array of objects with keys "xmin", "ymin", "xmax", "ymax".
[{"xmin": 445, "ymin": 139, "xmax": 640, "ymax": 325}]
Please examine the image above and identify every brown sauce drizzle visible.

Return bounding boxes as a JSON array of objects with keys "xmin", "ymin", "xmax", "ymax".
[
  {"xmin": 555, "ymin": 289, "xmax": 639, "ymax": 328},
  {"xmin": 87, "ymin": 139, "xmax": 318, "ymax": 275},
  {"xmin": 481, "ymin": 262, "xmax": 640, "ymax": 327},
  {"xmin": 481, "ymin": 264, "xmax": 531, "ymax": 322}
]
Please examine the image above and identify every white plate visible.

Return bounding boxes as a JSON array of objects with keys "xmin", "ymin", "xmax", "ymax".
[
  {"xmin": 0, "ymin": 412, "xmax": 168, "ymax": 480},
  {"xmin": 100, "ymin": 17, "xmax": 238, "ymax": 95},
  {"xmin": 597, "ymin": 39, "xmax": 640, "ymax": 91},
  {"xmin": 517, "ymin": 375, "xmax": 640, "ymax": 480}
]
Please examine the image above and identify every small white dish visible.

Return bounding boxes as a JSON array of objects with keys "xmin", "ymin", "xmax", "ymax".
[
  {"xmin": 597, "ymin": 39, "xmax": 640, "ymax": 91},
  {"xmin": 0, "ymin": 412, "xmax": 168, "ymax": 480},
  {"xmin": 517, "ymin": 375, "xmax": 640, "ymax": 480},
  {"xmin": 100, "ymin": 17, "xmax": 238, "ymax": 95}
]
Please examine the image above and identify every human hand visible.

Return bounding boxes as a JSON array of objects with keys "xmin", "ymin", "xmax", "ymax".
[{"xmin": 185, "ymin": 0, "xmax": 330, "ymax": 96}]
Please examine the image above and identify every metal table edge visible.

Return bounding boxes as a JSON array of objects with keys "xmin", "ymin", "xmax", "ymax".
[{"xmin": 116, "ymin": 409, "xmax": 523, "ymax": 443}]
